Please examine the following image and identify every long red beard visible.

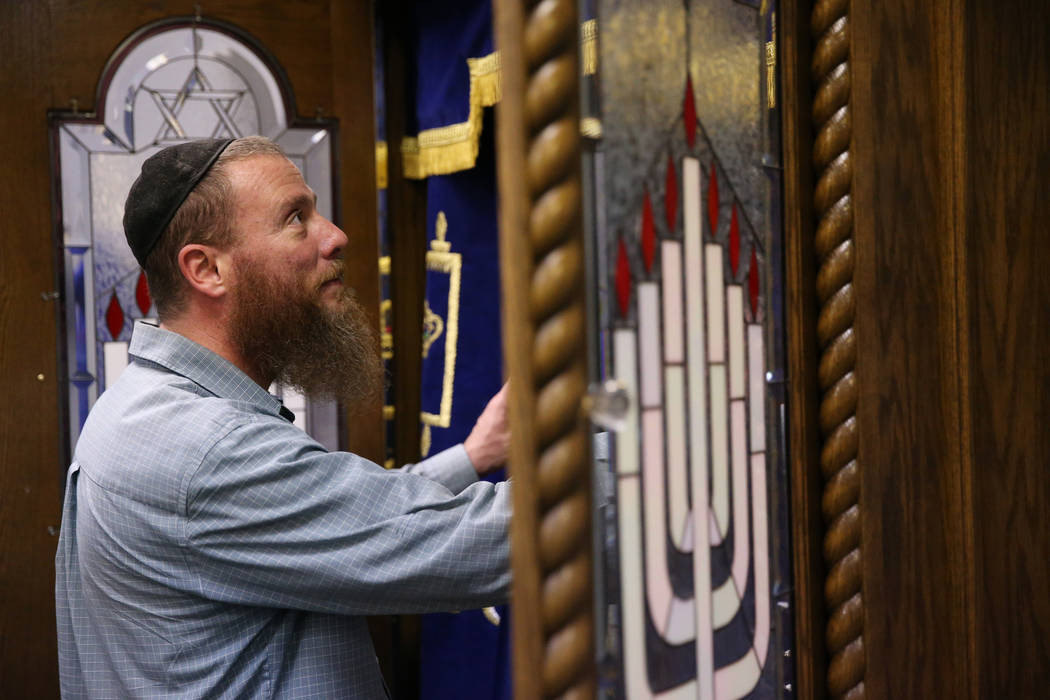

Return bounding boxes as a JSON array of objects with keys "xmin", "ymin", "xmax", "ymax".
[{"xmin": 228, "ymin": 259, "xmax": 384, "ymax": 411}]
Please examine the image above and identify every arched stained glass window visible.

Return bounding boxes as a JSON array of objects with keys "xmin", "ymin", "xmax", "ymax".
[{"xmin": 50, "ymin": 17, "xmax": 339, "ymax": 458}]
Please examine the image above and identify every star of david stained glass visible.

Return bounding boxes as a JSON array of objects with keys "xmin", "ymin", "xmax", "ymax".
[{"xmin": 50, "ymin": 18, "xmax": 340, "ymax": 457}]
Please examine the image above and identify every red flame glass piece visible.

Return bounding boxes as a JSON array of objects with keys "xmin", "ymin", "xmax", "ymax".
[
  {"xmin": 729, "ymin": 202, "xmax": 740, "ymax": 276},
  {"xmin": 641, "ymin": 189, "xmax": 656, "ymax": 274},
  {"xmin": 105, "ymin": 292, "xmax": 124, "ymax": 340},
  {"xmin": 665, "ymin": 155, "xmax": 678, "ymax": 232},
  {"xmin": 749, "ymin": 247, "xmax": 760, "ymax": 318},
  {"xmin": 615, "ymin": 238, "xmax": 631, "ymax": 318},
  {"xmin": 707, "ymin": 162, "xmax": 719, "ymax": 237},
  {"xmin": 683, "ymin": 75, "xmax": 697, "ymax": 149},
  {"xmin": 135, "ymin": 270, "xmax": 152, "ymax": 316}
]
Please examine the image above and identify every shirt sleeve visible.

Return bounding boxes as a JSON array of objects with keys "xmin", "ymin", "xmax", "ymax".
[
  {"xmin": 182, "ymin": 419, "xmax": 510, "ymax": 617},
  {"xmin": 399, "ymin": 444, "xmax": 478, "ymax": 494}
]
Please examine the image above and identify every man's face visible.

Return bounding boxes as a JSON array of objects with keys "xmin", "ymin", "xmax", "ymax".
[
  {"xmin": 224, "ymin": 154, "xmax": 347, "ymax": 309},
  {"xmin": 222, "ymin": 154, "xmax": 383, "ymax": 406}
]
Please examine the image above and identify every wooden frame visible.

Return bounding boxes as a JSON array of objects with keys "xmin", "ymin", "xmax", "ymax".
[
  {"xmin": 785, "ymin": 0, "xmax": 864, "ymax": 697},
  {"xmin": 782, "ymin": 0, "xmax": 862, "ymax": 698},
  {"xmin": 493, "ymin": 0, "xmax": 597, "ymax": 697},
  {"xmin": 492, "ymin": 0, "xmax": 869, "ymax": 697}
]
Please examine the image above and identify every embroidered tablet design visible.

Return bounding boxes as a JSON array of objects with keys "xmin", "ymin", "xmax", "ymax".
[{"xmin": 419, "ymin": 211, "xmax": 461, "ymax": 456}]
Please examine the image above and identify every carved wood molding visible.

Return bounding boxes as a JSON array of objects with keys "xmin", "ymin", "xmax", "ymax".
[
  {"xmin": 811, "ymin": 0, "xmax": 864, "ymax": 697},
  {"xmin": 493, "ymin": 0, "xmax": 596, "ymax": 698}
]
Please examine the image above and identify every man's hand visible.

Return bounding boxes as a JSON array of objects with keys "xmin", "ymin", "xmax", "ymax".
[{"xmin": 463, "ymin": 383, "xmax": 510, "ymax": 476}]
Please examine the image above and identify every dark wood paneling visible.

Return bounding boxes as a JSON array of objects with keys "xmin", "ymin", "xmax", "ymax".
[
  {"xmin": 779, "ymin": 0, "xmax": 826, "ymax": 696},
  {"xmin": 0, "ymin": 0, "xmax": 63, "ymax": 695},
  {"xmin": 965, "ymin": 1, "xmax": 1050, "ymax": 696},
  {"xmin": 330, "ymin": 0, "xmax": 384, "ymax": 462},
  {"xmin": 2, "ymin": 2, "xmax": 381, "ymax": 696},
  {"xmin": 381, "ymin": 0, "xmax": 429, "ymax": 470},
  {"xmin": 374, "ymin": 3, "xmax": 428, "ymax": 696},
  {"xmin": 47, "ymin": 0, "xmax": 334, "ymax": 119},
  {"xmin": 851, "ymin": 0, "xmax": 975, "ymax": 697}
]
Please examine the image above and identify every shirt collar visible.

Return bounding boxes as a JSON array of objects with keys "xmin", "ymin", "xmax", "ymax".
[{"xmin": 128, "ymin": 321, "xmax": 295, "ymax": 423}]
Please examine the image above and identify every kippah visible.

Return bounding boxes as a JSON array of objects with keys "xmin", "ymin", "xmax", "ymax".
[{"xmin": 123, "ymin": 138, "xmax": 234, "ymax": 267}]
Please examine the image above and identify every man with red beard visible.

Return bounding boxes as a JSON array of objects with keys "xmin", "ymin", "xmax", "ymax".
[{"xmin": 55, "ymin": 137, "xmax": 511, "ymax": 698}]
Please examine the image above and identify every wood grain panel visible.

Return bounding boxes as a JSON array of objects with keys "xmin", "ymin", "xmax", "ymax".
[
  {"xmin": 964, "ymin": 1, "xmax": 1050, "ymax": 696},
  {"xmin": 850, "ymin": 1, "xmax": 974, "ymax": 697},
  {"xmin": 381, "ymin": 0, "xmax": 429, "ymax": 471},
  {"xmin": 47, "ymin": 0, "xmax": 334, "ymax": 119},
  {"xmin": 779, "ymin": 0, "xmax": 827, "ymax": 696},
  {"xmin": 1, "ymin": 2, "xmax": 382, "ymax": 696},
  {"xmin": 330, "ymin": 0, "xmax": 384, "ymax": 462},
  {"xmin": 0, "ymin": 0, "xmax": 63, "ymax": 696},
  {"xmin": 372, "ymin": 4, "xmax": 428, "ymax": 693}
]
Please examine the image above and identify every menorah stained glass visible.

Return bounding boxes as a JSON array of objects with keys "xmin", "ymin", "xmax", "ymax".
[{"xmin": 590, "ymin": 0, "xmax": 793, "ymax": 697}]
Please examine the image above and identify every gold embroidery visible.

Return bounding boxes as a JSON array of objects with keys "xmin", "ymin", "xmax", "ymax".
[
  {"xmin": 420, "ymin": 423, "xmax": 432, "ymax": 458},
  {"xmin": 421, "ymin": 300, "xmax": 444, "ymax": 359},
  {"xmin": 383, "ymin": 405, "xmax": 395, "ymax": 420},
  {"xmin": 379, "ymin": 255, "xmax": 393, "ymax": 360},
  {"xmin": 384, "ymin": 457, "xmax": 395, "ymax": 470},
  {"xmin": 375, "ymin": 141, "xmax": 388, "ymax": 189},
  {"xmin": 766, "ymin": 12, "xmax": 776, "ymax": 109},
  {"xmin": 380, "ymin": 300, "xmax": 393, "ymax": 359},
  {"xmin": 581, "ymin": 19, "xmax": 598, "ymax": 76},
  {"xmin": 432, "ymin": 211, "xmax": 451, "ymax": 252},
  {"xmin": 420, "ymin": 210, "xmax": 461, "ymax": 430}
]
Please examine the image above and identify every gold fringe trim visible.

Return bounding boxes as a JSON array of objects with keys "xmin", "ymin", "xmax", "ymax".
[
  {"xmin": 402, "ymin": 52, "xmax": 502, "ymax": 179},
  {"xmin": 399, "ymin": 22, "xmax": 595, "ymax": 178},
  {"xmin": 375, "ymin": 141, "xmax": 388, "ymax": 189}
]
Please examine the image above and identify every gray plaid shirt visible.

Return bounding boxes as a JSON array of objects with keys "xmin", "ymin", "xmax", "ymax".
[{"xmin": 56, "ymin": 322, "xmax": 511, "ymax": 698}]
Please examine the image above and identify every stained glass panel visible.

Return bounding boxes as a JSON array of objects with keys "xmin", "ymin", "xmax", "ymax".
[
  {"xmin": 588, "ymin": 1, "xmax": 792, "ymax": 697},
  {"xmin": 51, "ymin": 19, "xmax": 340, "ymax": 455}
]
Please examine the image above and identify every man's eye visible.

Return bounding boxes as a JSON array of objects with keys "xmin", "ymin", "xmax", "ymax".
[{"xmin": 290, "ymin": 211, "xmax": 304, "ymax": 225}]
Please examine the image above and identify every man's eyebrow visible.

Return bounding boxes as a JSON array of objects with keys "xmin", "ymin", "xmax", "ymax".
[{"xmin": 286, "ymin": 189, "xmax": 318, "ymax": 210}]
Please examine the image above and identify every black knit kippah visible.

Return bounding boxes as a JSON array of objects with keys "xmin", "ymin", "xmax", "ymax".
[{"xmin": 123, "ymin": 138, "xmax": 234, "ymax": 267}]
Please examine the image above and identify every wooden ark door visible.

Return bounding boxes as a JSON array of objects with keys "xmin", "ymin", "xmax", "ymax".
[
  {"xmin": 782, "ymin": 0, "xmax": 1050, "ymax": 697},
  {"xmin": 1, "ymin": 2, "xmax": 379, "ymax": 697},
  {"xmin": 495, "ymin": 0, "xmax": 1050, "ymax": 698}
]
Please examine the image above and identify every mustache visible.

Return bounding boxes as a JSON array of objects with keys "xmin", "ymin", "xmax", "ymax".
[{"xmin": 316, "ymin": 261, "xmax": 346, "ymax": 287}]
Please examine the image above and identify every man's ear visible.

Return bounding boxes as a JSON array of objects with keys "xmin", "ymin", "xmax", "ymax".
[{"xmin": 177, "ymin": 244, "xmax": 229, "ymax": 299}]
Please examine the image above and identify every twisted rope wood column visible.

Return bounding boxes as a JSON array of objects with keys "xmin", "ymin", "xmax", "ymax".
[
  {"xmin": 811, "ymin": 0, "xmax": 864, "ymax": 697},
  {"xmin": 494, "ymin": 0, "xmax": 596, "ymax": 698}
]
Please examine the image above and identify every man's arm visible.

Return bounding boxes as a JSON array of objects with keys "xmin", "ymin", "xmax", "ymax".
[
  {"xmin": 184, "ymin": 420, "xmax": 511, "ymax": 617},
  {"xmin": 401, "ymin": 383, "xmax": 510, "ymax": 493}
]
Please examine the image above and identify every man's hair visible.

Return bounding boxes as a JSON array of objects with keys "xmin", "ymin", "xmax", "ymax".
[{"xmin": 143, "ymin": 136, "xmax": 286, "ymax": 320}]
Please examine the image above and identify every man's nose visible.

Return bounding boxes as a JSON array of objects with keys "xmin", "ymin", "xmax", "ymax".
[{"xmin": 319, "ymin": 217, "xmax": 349, "ymax": 258}]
